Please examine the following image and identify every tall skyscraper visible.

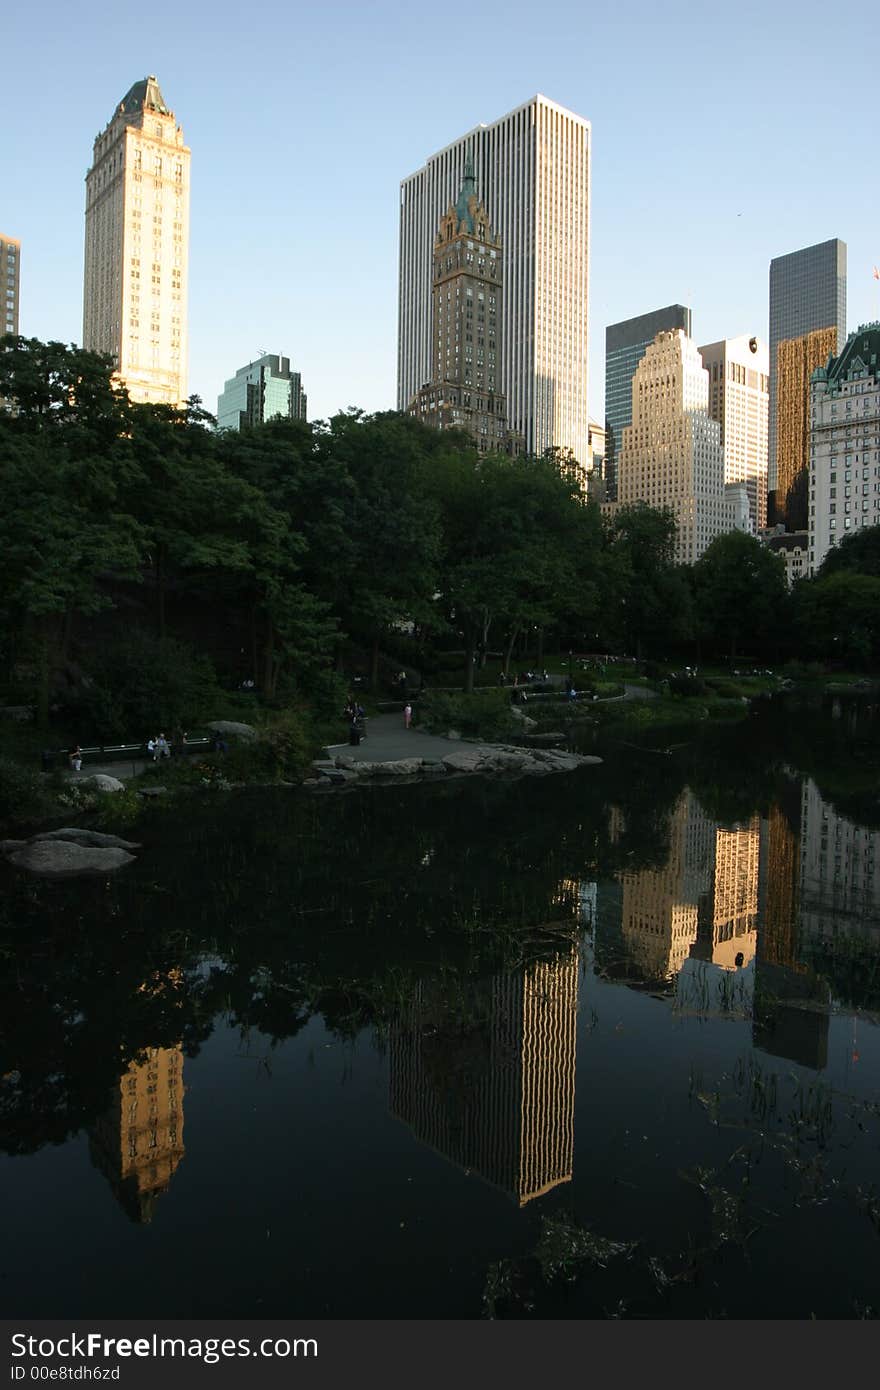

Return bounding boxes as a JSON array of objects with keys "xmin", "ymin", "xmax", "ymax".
[
  {"xmin": 699, "ymin": 335, "xmax": 769, "ymax": 531},
  {"xmin": 1, "ymin": 234, "xmax": 20, "ymax": 339},
  {"xmin": 83, "ymin": 76, "xmax": 190, "ymax": 406},
  {"xmin": 409, "ymin": 155, "xmax": 519, "ymax": 454},
  {"xmin": 604, "ymin": 305, "xmax": 692, "ymax": 501},
  {"xmin": 617, "ymin": 329, "xmax": 735, "ymax": 563},
  {"xmin": 217, "ymin": 353, "xmax": 308, "ymax": 431},
  {"xmin": 808, "ymin": 322, "xmax": 880, "ymax": 572},
  {"xmin": 399, "ymin": 95, "xmax": 591, "ymax": 463},
  {"xmin": 768, "ymin": 238, "xmax": 847, "ymax": 512}
]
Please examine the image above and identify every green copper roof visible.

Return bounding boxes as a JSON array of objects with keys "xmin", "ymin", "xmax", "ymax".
[
  {"xmin": 813, "ymin": 322, "xmax": 880, "ymax": 385},
  {"xmin": 454, "ymin": 149, "xmax": 478, "ymax": 232},
  {"xmin": 117, "ymin": 76, "xmax": 171, "ymax": 119}
]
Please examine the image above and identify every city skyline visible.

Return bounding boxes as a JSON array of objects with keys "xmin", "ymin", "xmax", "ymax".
[{"xmin": 6, "ymin": 1, "xmax": 879, "ymax": 433}]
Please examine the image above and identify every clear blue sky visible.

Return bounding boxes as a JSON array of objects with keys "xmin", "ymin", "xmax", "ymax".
[{"xmin": 5, "ymin": 0, "xmax": 879, "ymax": 425}]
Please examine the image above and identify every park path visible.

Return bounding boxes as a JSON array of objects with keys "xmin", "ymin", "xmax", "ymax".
[{"xmin": 323, "ymin": 713, "xmax": 503, "ymax": 765}]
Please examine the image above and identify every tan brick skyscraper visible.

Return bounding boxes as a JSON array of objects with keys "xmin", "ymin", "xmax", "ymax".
[{"xmin": 83, "ymin": 76, "xmax": 190, "ymax": 406}]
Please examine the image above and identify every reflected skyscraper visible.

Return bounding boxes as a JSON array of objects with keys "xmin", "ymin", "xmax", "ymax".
[
  {"xmin": 89, "ymin": 1046, "xmax": 185, "ymax": 1223},
  {"xmin": 617, "ymin": 792, "xmax": 715, "ymax": 980},
  {"xmin": 754, "ymin": 791, "xmax": 830, "ymax": 1070},
  {"xmin": 703, "ymin": 819, "xmax": 760, "ymax": 970},
  {"xmin": 389, "ymin": 950, "xmax": 578, "ymax": 1206},
  {"xmin": 799, "ymin": 778, "xmax": 880, "ymax": 943}
]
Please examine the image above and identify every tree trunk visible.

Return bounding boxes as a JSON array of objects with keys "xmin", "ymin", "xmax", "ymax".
[
  {"xmin": 479, "ymin": 610, "xmax": 491, "ymax": 667},
  {"xmin": 250, "ymin": 602, "xmax": 260, "ymax": 686},
  {"xmin": 370, "ymin": 637, "xmax": 380, "ymax": 692},
  {"xmin": 536, "ymin": 627, "xmax": 544, "ymax": 666},
  {"xmin": 263, "ymin": 619, "xmax": 275, "ymax": 699},
  {"xmin": 36, "ymin": 621, "xmax": 51, "ymax": 729},
  {"xmin": 60, "ymin": 608, "xmax": 75, "ymax": 665},
  {"xmin": 156, "ymin": 550, "xmax": 167, "ymax": 649},
  {"xmin": 503, "ymin": 626, "xmax": 519, "ymax": 677},
  {"xmin": 464, "ymin": 626, "xmax": 476, "ymax": 694}
]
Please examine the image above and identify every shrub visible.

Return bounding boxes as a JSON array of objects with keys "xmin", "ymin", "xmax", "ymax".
[
  {"xmin": 222, "ymin": 708, "xmax": 316, "ymax": 782},
  {"xmin": 668, "ymin": 673, "xmax": 708, "ymax": 697},
  {"xmin": 0, "ymin": 756, "xmax": 53, "ymax": 825},
  {"xmin": 418, "ymin": 688, "xmax": 516, "ymax": 740}
]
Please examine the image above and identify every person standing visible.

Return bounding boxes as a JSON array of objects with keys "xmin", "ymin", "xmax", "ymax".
[
  {"xmin": 404, "ymin": 703, "xmax": 413, "ymax": 730},
  {"xmin": 68, "ymin": 744, "xmax": 82, "ymax": 773}
]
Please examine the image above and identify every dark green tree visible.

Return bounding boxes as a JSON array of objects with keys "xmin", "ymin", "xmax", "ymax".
[{"xmin": 692, "ymin": 531, "xmax": 788, "ymax": 663}]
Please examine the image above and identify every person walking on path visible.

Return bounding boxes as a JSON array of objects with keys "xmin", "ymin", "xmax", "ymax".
[
  {"xmin": 147, "ymin": 737, "xmax": 157, "ymax": 761},
  {"xmin": 403, "ymin": 703, "xmax": 413, "ymax": 730},
  {"xmin": 156, "ymin": 733, "xmax": 171, "ymax": 759},
  {"xmin": 68, "ymin": 744, "xmax": 82, "ymax": 773}
]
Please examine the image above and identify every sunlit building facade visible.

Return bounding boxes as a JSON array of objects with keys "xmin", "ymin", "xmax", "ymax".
[
  {"xmin": 399, "ymin": 95, "xmax": 591, "ymax": 463},
  {"xmin": 699, "ymin": 335, "xmax": 769, "ymax": 531},
  {"xmin": 83, "ymin": 76, "xmax": 190, "ymax": 406},
  {"xmin": 808, "ymin": 323, "xmax": 880, "ymax": 572},
  {"xmin": 605, "ymin": 305, "xmax": 692, "ymax": 501},
  {"xmin": 618, "ymin": 329, "xmax": 736, "ymax": 563},
  {"xmin": 1, "ymin": 234, "xmax": 20, "ymax": 339}
]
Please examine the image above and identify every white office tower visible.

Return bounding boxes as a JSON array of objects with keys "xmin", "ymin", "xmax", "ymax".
[
  {"xmin": 399, "ymin": 95, "xmax": 591, "ymax": 464},
  {"xmin": 699, "ymin": 335, "xmax": 770, "ymax": 532},
  {"xmin": 619, "ymin": 330, "xmax": 735, "ymax": 564}
]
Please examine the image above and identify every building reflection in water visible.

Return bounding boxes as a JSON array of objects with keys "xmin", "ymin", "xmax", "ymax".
[
  {"xmin": 600, "ymin": 783, "xmax": 855, "ymax": 1070},
  {"xmin": 616, "ymin": 792, "xmax": 716, "ymax": 981},
  {"xmin": 89, "ymin": 1046, "xmax": 185, "ymax": 1223},
  {"xmin": 389, "ymin": 947, "xmax": 578, "ymax": 1206}
]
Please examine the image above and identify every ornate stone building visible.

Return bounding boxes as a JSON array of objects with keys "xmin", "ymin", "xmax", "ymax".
[
  {"xmin": 409, "ymin": 156, "xmax": 521, "ymax": 454},
  {"xmin": 83, "ymin": 76, "xmax": 190, "ymax": 406}
]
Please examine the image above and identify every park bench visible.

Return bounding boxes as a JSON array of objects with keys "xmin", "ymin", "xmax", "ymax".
[{"xmin": 41, "ymin": 735, "xmax": 214, "ymax": 771}]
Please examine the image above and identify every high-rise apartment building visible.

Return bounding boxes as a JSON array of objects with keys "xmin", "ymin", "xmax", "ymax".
[
  {"xmin": 1, "ymin": 235, "xmax": 20, "ymax": 339},
  {"xmin": 699, "ymin": 335, "xmax": 769, "ymax": 531},
  {"xmin": 83, "ymin": 76, "xmax": 190, "ymax": 406},
  {"xmin": 217, "ymin": 354, "xmax": 308, "ymax": 431},
  {"xmin": 408, "ymin": 156, "xmax": 518, "ymax": 453},
  {"xmin": 618, "ymin": 329, "xmax": 735, "ymax": 563},
  {"xmin": 605, "ymin": 305, "xmax": 692, "ymax": 501},
  {"xmin": 808, "ymin": 322, "xmax": 880, "ymax": 572},
  {"xmin": 399, "ymin": 95, "xmax": 591, "ymax": 463},
  {"xmin": 768, "ymin": 239, "xmax": 846, "ymax": 513}
]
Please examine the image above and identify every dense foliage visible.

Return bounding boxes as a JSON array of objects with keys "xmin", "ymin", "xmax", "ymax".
[{"xmin": 0, "ymin": 337, "xmax": 877, "ymax": 736}]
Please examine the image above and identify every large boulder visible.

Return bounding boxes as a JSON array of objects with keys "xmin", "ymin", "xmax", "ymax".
[
  {"xmin": 207, "ymin": 720, "xmax": 257, "ymax": 742},
  {"xmin": 7, "ymin": 840, "xmax": 135, "ymax": 878},
  {"xmin": 79, "ymin": 774, "xmax": 125, "ymax": 793},
  {"xmin": 32, "ymin": 828, "xmax": 141, "ymax": 850}
]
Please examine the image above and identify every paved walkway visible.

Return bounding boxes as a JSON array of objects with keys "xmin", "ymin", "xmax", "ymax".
[{"xmin": 324, "ymin": 714, "xmax": 499, "ymax": 765}]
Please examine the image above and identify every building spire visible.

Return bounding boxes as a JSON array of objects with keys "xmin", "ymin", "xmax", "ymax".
[{"xmin": 454, "ymin": 146, "xmax": 479, "ymax": 232}]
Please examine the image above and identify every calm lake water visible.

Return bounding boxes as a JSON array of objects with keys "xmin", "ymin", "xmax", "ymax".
[{"xmin": 2, "ymin": 695, "xmax": 879, "ymax": 1319}]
